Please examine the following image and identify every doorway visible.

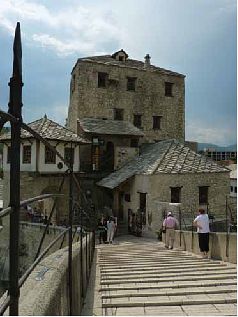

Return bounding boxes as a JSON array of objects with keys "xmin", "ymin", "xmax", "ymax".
[
  {"xmin": 119, "ymin": 191, "xmax": 124, "ymax": 220},
  {"xmin": 139, "ymin": 192, "xmax": 147, "ymax": 225},
  {"xmin": 105, "ymin": 141, "xmax": 114, "ymax": 171}
]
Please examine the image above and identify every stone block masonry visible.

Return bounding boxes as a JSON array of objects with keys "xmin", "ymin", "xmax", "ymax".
[{"xmin": 68, "ymin": 55, "xmax": 185, "ymax": 143}]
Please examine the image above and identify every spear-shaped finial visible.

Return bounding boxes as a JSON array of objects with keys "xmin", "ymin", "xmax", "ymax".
[{"xmin": 13, "ymin": 22, "xmax": 22, "ymax": 79}]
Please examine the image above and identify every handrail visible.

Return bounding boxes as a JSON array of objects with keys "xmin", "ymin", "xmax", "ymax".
[
  {"xmin": 0, "ymin": 23, "xmax": 95, "ymax": 315},
  {"xmin": 19, "ymin": 228, "xmax": 70, "ymax": 288},
  {"xmin": 0, "ymin": 194, "xmax": 64, "ymax": 219},
  {"xmin": 34, "ymin": 176, "xmax": 66, "ymax": 260}
]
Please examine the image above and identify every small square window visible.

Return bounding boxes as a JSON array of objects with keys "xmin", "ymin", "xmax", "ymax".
[
  {"xmin": 125, "ymin": 193, "xmax": 131, "ymax": 202},
  {"xmin": 45, "ymin": 146, "xmax": 56, "ymax": 164},
  {"xmin": 114, "ymin": 108, "xmax": 124, "ymax": 121},
  {"xmin": 98, "ymin": 72, "xmax": 108, "ymax": 88},
  {"xmin": 130, "ymin": 139, "xmax": 139, "ymax": 148},
  {"xmin": 165, "ymin": 82, "xmax": 173, "ymax": 97},
  {"xmin": 23, "ymin": 145, "xmax": 31, "ymax": 164},
  {"xmin": 153, "ymin": 116, "xmax": 162, "ymax": 130},
  {"xmin": 119, "ymin": 56, "xmax": 124, "ymax": 61},
  {"xmin": 171, "ymin": 187, "xmax": 181, "ymax": 203},
  {"xmin": 7, "ymin": 146, "xmax": 11, "ymax": 164},
  {"xmin": 199, "ymin": 186, "xmax": 209, "ymax": 204},
  {"xmin": 133, "ymin": 114, "xmax": 142, "ymax": 128},
  {"xmin": 127, "ymin": 77, "xmax": 136, "ymax": 91},
  {"xmin": 64, "ymin": 147, "xmax": 75, "ymax": 165}
]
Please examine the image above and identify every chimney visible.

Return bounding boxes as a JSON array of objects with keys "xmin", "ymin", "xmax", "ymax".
[{"xmin": 144, "ymin": 54, "xmax": 151, "ymax": 69}]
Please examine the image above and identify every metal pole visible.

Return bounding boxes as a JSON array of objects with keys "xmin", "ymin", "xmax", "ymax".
[
  {"xmin": 9, "ymin": 22, "xmax": 23, "ymax": 316},
  {"xmin": 85, "ymin": 232, "xmax": 88, "ymax": 281},
  {"xmin": 179, "ymin": 207, "xmax": 181, "ymax": 247},
  {"xmin": 225, "ymin": 195, "xmax": 229, "ymax": 258},
  {"xmin": 191, "ymin": 211, "xmax": 194, "ymax": 250},
  {"xmin": 68, "ymin": 144, "xmax": 73, "ymax": 315},
  {"xmin": 80, "ymin": 208, "xmax": 84, "ymax": 299}
]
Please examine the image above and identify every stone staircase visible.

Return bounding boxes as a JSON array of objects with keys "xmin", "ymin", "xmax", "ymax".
[{"xmin": 97, "ymin": 236, "xmax": 237, "ymax": 316}]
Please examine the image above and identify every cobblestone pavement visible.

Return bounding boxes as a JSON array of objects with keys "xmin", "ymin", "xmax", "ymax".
[{"xmin": 82, "ymin": 235, "xmax": 237, "ymax": 316}]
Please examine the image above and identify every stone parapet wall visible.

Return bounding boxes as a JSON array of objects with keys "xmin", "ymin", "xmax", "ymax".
[
  {"xmin": 0, "ymin": 233, "xmax": 94, "ymax": 315},
  {"xmin": 0, "ymin": 222, "xmax": 70, "ymax": 282},
  {"xmin": 164, "ymin": 231, "xmax": 237, "ymax": 264}
]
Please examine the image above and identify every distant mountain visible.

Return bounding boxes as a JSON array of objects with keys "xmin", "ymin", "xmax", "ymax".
[{"xmin": 198, "ymin": 143, "xmax": 237, "ymax": 152}]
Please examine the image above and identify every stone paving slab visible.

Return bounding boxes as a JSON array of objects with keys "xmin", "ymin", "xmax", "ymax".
[
  {"xmin": 101, "ymin": 285, "xmax": 237, "ymax": 298},
  {"xmin": 82, "ymin": 236, "xmax": 237, "ymax": 316}
]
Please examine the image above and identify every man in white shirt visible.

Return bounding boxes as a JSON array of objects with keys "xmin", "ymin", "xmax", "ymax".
[{"xmin": 193, "ymin": 208, "xmax": 210, "ymax": 258}]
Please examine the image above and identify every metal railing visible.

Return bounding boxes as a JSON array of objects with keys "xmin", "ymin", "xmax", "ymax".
[{"xmin": 0, "ymin": 22, "xmax": 96, "ymax": 316}]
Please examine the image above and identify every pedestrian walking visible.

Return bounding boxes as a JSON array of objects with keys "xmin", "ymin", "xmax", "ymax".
[
  {"xmin": 97, "ymin": 216, "xmax": 106, "ymax": 244},
  {"xmin": 163, "ymin": 211, "xmax": 178, "ymax": 249},
  {"xmin": 107, "ymin": 217, "xmax": 116, "ymax": 244},
  {"xmin": 193, "ymin": 208, "xmax": 210, "ymax": 258}
]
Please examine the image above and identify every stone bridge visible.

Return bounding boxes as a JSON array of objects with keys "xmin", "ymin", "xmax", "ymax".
[
  {"xmin": 83, "ymin": 235, "xmax": 237, "ymax": 316},
  {"xmin": 0, "ymin": 232, "xmax": 237, "ymax": 316}
]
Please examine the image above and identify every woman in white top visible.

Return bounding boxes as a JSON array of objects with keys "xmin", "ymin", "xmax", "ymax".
[{"xmin": 193, "ymin": 208, "xmax": 210, "ymax": 258}]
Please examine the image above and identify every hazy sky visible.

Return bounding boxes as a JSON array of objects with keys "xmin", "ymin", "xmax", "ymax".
[{"xmin": 0, "ymin": 0, "xmax": 236, "ymax": 145}]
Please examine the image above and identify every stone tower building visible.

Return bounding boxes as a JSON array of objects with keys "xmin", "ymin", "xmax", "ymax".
[{"xmin": 67, "ymin": 49, "xmax": 185, "ymax": 143}]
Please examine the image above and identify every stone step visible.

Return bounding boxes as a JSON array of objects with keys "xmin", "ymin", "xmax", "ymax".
[
  {"xmin": 100, "ymin": 280, "xmax": 237, "ymax": 292},
  {"xmin": 101, "ymin": 266, "xmax": 235, "ymax": 276},
  {"xmin": 101, "ymin": 274, "xmax": 237, "ymax": 285},
  {"xmin": 100, "ymin": 263, "xmax": 228, "ymax": 272},
  {"xmin": 107, "ymin": 303, "xmax": 237, "ymax": 316},
  {"xmin": 98, "ymin": 258, "xmax": 221, "ymax": 265},
  {"xmin": 102, "ymin": 296, "xmax": 237, "ymax": 309},
  {"xmin": 101, "ymin": 268, "xmax": 236, "ymax": 279},
  {"xmin": 101, "ymin": 285, "xmax": 237, "ymax": 299}
]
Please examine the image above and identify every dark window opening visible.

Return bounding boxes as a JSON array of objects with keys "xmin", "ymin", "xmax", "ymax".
[
  {"xmin": 199, "ymin": 186, "xmax": 209, "ymax": 204},
  {"xmin": 119, "ymin": 56, "xmax": 124, "ymax": 61},
  {"xmin": 133, "ymin": 114, "xmax": 142, "ymax": 128},
  {"xmin": 45, "ymin": 146, "xmax": 56, "ymax": 164},
  {"xmin": 23, "ymin": 145, "xmax": 31, "ymax": 164},
  {"xmin": 64, "ymin": 147, "xmax": 75, "ymax": 165},
  {"xmin": 153, "ymin": 116, "xmax": 162, "ymax": 130},
  {"xmin": 165, "ymin": 82, "xmax": 173, "ymax": 97},
  {"xmin": 114, "ymin": 108, "xmax": 124, "ymax": 120},
  {"xmin": 127, "ymin": 77, "xmax": 136, "ymax": 91},
  {"xmin": 235, "ymin": 187, "xmax": 237, "ymax": 194},
  {"xmin": 231, "ymin": 186, "xmax": 233, "ymax": 192},
  {"xmin": 130, "ymin": 139, "xmax": 139, "ymax": 148},
  {"xmin": 7, "ymin": 146, "xmax": 11, "ymax": 164},
  {"xmin": 171, "ymin": 187, "xmax": 181, "ymax": 203},
  {"xmin": 98, "ymin": 72, "xmax": 108, "ymax": 88},
  {"xmin": 125, "ymin": 193, "xmax": 131, "ymax": 202}
]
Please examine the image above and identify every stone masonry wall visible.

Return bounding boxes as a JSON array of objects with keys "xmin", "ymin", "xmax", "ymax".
[
  {"xmin": 68, "ymin": 60, "xmax": 185, "ymax": 143},
  {"xmin": 116, "ymin": 172, "xmax": 230, "ymax": 235},
  {"xmin": 2, "ymin": 172, "xmax": 71, "ymax": 225}
]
